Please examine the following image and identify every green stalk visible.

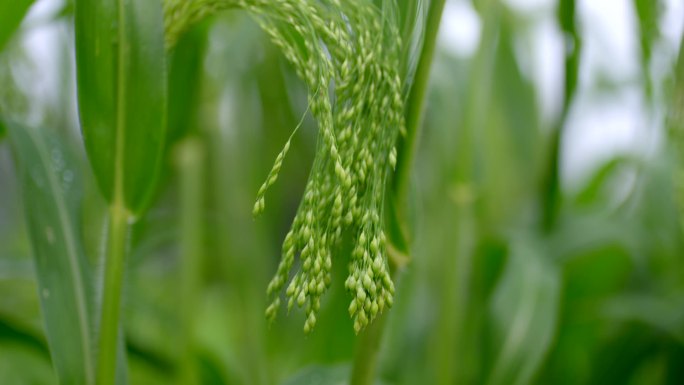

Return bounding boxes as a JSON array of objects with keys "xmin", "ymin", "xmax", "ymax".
[
  {"xmin": 97, "ymin": 9, "xmax": 131, "ymax": 378},
  {"xmin": 176, "ymin": 138, "xmax": 205, "ymax": 385},
  {"xmin": 349, "ymin": 306, "xmax": 388, "ymax": 385},
  {"xmin": 393, "ymin": 0, "xmax": 446, "ymax": 207},
  {"xmin": 436, "ymin": 200, "xmax": 476, "ymax": 385},
  {"xmin": 349, "ymin": 2, "xmax": 446, "ymax": 385},
  {"xmin": 97, "ymin": 203, "xmax": 130, "ymax": 385},
  {"xmin": 435, "ymin": 1, "xmax": 498, "ymax": 383},
  {"xmin": 540, "ymin": 0, "xmax": 580, "ymax": 232}
]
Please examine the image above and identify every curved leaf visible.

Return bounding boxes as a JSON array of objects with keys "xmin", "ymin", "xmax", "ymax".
[
  {"xmin": 0, "ymin": 0, "xmax": 34, "ymax": 52},
  {"xmin": 74, "ymin": 0, "xmax": 167, "ymax": 215},
  {"xmin": 7, "ymin": 122, "xmax": 96, "ymax": 385}
]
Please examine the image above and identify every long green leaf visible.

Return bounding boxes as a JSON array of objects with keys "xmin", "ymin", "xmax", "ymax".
[
  {"xmin": 75, "ymin": 0, "xmax": 167, "ymax": 215},
  {"xmin": 167, "ymin": 26, "xmax": 207, "ymax": 145},
  {"xmin": 7, "ymin": 122, "xmax": 96, "ymax": 385},
  {"xmin": 633, "ymin": 0, "xmax": 660, "ymax": 93},
  {"xmin": 0, "ymin": 0, "xmax": 34, "ymax": 52}
]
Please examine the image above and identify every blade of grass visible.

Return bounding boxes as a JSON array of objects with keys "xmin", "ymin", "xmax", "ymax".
[
  {"xmin": 75, "ymin": 0, "xmax": 167, "ymax": 215},
  {"xmin": 392, "ymin": 0, "xmax": 446, "ymax": 231},
  {"xmin": 633, "ymin": 0, "xmax": 660, "ymax": 98},
  {"xmin": 167, "ymin": 25, "xmax": 208, "ymax": 146},
  {"xmin": 74, "ymin": 0, "xmax": 167, "ymax": 382},
  {"xmin": 0, "ymin": 0, "xmax": 34, "ymax": 52},
  {"xmin": 540, "ymin": 0, "xmax": 580, "ymax": 232},
  {"xmin": 6, "ymin": 122, "xmax": 96, "ymax": 385}
]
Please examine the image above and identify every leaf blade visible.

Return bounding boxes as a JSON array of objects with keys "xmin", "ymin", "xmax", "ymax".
[
  {"xmin": 7, "ymin": 122, "xmax": 96, "ymax": 385},
  {"xmin": 74, "ymin": 0, "xmax": 167, "ymax": 215},
  {"xmin": 0, "ymin": 0, "xmax": 34, "ymax": 52}
]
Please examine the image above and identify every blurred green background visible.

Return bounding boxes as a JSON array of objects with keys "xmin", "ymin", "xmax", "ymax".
[{"xmin": 1, "ymin": 0, "xmax": 684, "ymax": 384}]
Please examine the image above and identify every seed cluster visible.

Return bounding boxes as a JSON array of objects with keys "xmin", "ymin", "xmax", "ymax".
[{"xmin": 165, "ymin": 0, "xmax": 405, "ymax": 333}]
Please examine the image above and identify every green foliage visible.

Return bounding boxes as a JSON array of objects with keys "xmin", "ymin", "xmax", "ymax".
[
  {"xmin": 0, "ymin": 0, "xmax": 683, "ymax": 385},
  {"xmin": 167, "ymin": 26, "xmax": 208, "ymax": 145},
  {"xmin": 74, "ymin": 0, "xmax": 167, "ymax": 383},
  {"xmin": 6, "ymin": 122, "xmax": 96, "ymax": 384},
  {"xmin": 75, "ymin": 0, "xmax": 167, "ymax": 216},
  {"xmin": 0, "ymin": 0, "xmax": 33, "ymax": 52}
]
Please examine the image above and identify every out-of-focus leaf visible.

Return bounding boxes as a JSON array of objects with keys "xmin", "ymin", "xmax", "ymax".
[
  {"xmin": 0, "ymin": 0, "xmax": 33, "ymax": 52},
  {"xmin": 281, "ymin": 365, "xmax": 350, "ymax": 385},
  {"xmin": 536, "ymin": 244, "xmax": 632, "ymax": 385},
  {"xmin": 167, "ymin": 25, "xmax": 208, "ymax": 145},
  {"xmin": 549, "ymin": 214, "xmax": 643, "ymax": 264},
  {"xmin": 0, "ymin": 121, "xmax": 6, "ymax": 140},
  {"xmin": 557, "ymin": 0, "xmax": 580, "ymax": 103},
  {"xmin": 605, "ymin": 294, "xmax": 684, "ymax": 344},
  {"xmin": 486, "ymin": 237, "xmax": 560, "ymax": 385},
  {"xmin": 480, "ymin": 18, "xmax": 540, "ymax": 225},
  {"xmin": 633, "ymin": 0, "xmax": 660, "ymax": 88},
  {"xmin": 587, "ymin": 324, "xmax": 683, "ymax": 385},
  {"xmin": 573, "ymin": 156, "xmax": 637, "ymax": 206},
  {"xmin": 0, "ymin": 342, "xmax": 57, "ymax": 384},
  {"xmin": 74, "ymin": 0, "xmax": 167, "ymax": 215},
  {"xmin": 670, "ymin": 27, "xmax": 684, "ymax": 237},
  {"xmin": 0, "ymin": 313, "xmax": 48, "ymax": 356},
  {"xmin": 539, "ymin": 0, "xmax": 580, "ymax": 231},
  {"xmin": 6, "ymin": 122, "xmax": 96, "ymax": 384}
]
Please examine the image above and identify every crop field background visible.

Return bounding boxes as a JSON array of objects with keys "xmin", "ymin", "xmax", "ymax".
[{"xmin": 0, "ymin": 0, "xmax": 683, "ymax": 384}]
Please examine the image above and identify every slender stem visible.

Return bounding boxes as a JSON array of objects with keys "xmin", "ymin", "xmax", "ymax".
[
  {"xmin": 96, "ymin": 0, "xmax": 131, "ymax": 382},
  {"xmin": 541, "ymin": 0, "xmax": 579, "ymax": 232},
  {"xmin": 393, "ymin": 0, "xmax": 446, "ymax": 206},
  {"xmin": 349, "ymin": 313, "xmax": 388, "ymax": 385},
  {"xmin": 434, "ymin": 1, "xmax": 499, "ymax": 383},
  {"xmin": 176, "ymin": 138, "xmax": 205, "ymax": 385},
  {"xmin": 97, "ymin": 203, "xmax": 130, "ymax": 385},
  {"xmin": 436, "ymin": 198, "xmax": 476, "ymax": 385}
]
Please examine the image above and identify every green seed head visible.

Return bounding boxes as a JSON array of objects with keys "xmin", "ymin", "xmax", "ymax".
[{"xmin": 195, "ymin": 0, "xmax": 409, "ymax": 333}]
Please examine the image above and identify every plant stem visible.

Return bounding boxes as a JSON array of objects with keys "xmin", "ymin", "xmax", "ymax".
[
  {"xmin": 540, "ymin": 0, "xmax": 579, "ymax": 232},
  {"xmin": 435, "ymin": 1, "xmax": 498, "ymax": 382},
  {"xmin": 436, "ymin": 197, "xmax": 476, "ymax": 385},
  {"xmin": 349, "ymin": 313, "xmax": 387, "ymax": 385},
  {"xmin": 176, "ymin": 138, "xmax": 205, "ymax": 385},
  {"xmin": 393, "ymin": 0, "xmax": 446, "ymax": 208},
  {"xmin": 96, "ymin": 203, "xmax": 130, "ymax": 385}
]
